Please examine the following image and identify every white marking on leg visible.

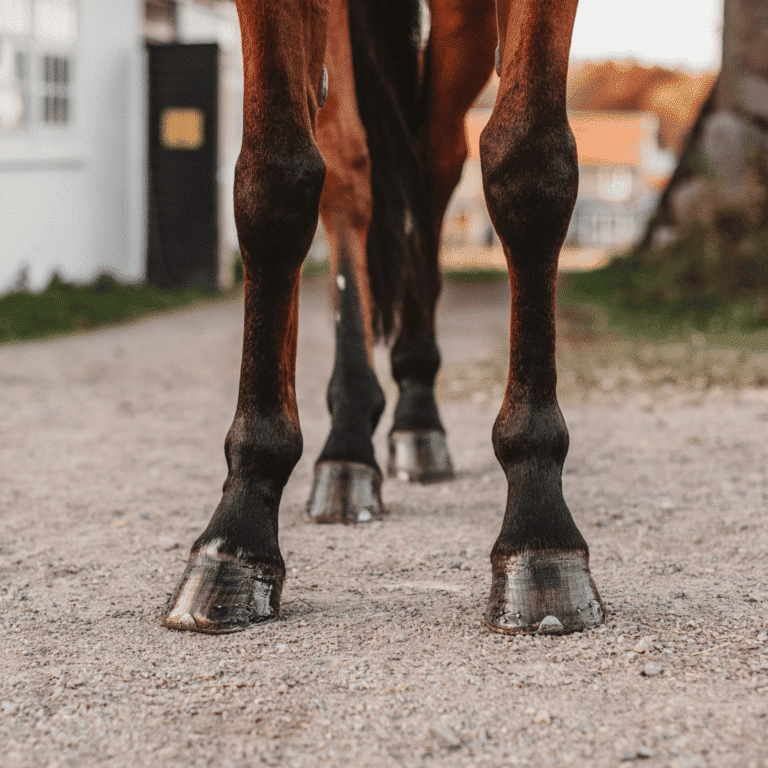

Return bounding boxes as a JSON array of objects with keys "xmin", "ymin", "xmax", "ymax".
[
  {"xmin": 417, "ymin": 0, "xmax": 431, "ymax": 51},
  {"xmin": 167, "ymin": 569, "xmax": 204, "ymax": 619},
  {"xmin": 404, "ymin": 208, "xmax": 414, "ymax": 236},
  {"xmin": 200, "ymin": 538, "xmax": 226, "ymax": 559},
  {"xmin": 336, "ymin": 274, "xmax": 346, "ymax": 290}
]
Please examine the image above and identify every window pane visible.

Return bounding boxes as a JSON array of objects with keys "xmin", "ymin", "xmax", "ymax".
[
  {"xmin": 0, "ymin": 40, "xmax": 26, "ymax": 129},
  {"xmin": 0, "ymin": 0, "xmax": 32, "ymax": 36},
  {"xmin": 35, "ymin": 0, "xmax": 77, "ymax": 43}
]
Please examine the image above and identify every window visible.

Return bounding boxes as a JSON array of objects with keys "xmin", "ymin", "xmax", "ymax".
[
  {"xmin": 597, "ymin": 167, "xmax": 634, "ymax": 203},
  {"xmin": 0, "ymin": 0, "xmax": 32, "ymax": 130},
  {"xmin": 42, "ymin": 53, "xmax": 69, "ymax": 123},
  {"xmin": 36, "ymin": 0, "xmax": 76, "ymax": 126},
  {"xmin": 1, "ymin": 0, "xmax": 77, "ymax": 131}
]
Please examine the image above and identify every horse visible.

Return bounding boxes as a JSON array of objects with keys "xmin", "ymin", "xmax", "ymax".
[{"xmin": 161, "ymin": 0, "xmax": 605, "ymax": 636}]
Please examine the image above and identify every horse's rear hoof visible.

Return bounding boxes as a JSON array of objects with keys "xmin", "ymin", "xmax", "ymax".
[
  {"xmin": 388, "ymin": 429, "xmax": 454, "ymax": 483},
  {"xmin": 306, "ymin": 461, "xmax": 384, "ymax": 524},
  {"xmin": 162, "ymin": 549, "xmax": 283, "ymax": 633},
  {"xmin": 484, "ymin": 550, "xmax": 604, "ymax": 635}
]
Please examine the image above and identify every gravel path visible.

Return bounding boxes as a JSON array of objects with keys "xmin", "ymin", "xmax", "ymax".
[{"xmin": 1, "ymin": 277, "xmax": 767, "ymax": 767}]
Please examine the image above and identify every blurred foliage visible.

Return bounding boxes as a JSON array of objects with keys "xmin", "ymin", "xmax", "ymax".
[
  {"xmin": 0, "ymin": 273, "xmax": 217, "ymax": 344},
  {"xmin": 232, "ymin": 251, "xmax": 330, "ymax": 280},
  {"xmin": 302, "ymin": 257, "xmax": 330, "ymax": 277},
  {"xmin": 232, "ymin": 251, "xmax": 244, "ymax": 284},
  {"xmin": 443, "ymin": 267, "xmax": 507, "ymax": 284},
  {"xmin": 562, "ymin": 223, "xmax": 768, "ymax": 333}
]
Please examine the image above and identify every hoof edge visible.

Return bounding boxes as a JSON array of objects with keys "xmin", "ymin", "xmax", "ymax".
[
  {"xmin": 484, "ymin": 550, "xmax": 604, "ymax": 635},
  {"xmin": 306, "ymin": 460, "xmax": 384, "ymax": 524},
  {"xmin": 162, "ymin": 548, "xmax": 283, "ymax": 634},
  {"xmin": 388, "ymin": 429, "xmax": 454, "ymax": 483}
]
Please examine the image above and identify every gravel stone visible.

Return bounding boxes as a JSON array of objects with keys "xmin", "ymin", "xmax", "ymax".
[
  {"xmin": 633, "ymin": 636, "xmax": 657, "ymax": 653},
  {"xmin": 538, "ymin": 615, "xmax": 564, "ymax": 633},
  {"xmin": 533, "ymin": 709, "xmax": 552, "ymax": 724},
  {"xmin": 642, "ymin": 662, "xmax": 664, "ymax": 677}
]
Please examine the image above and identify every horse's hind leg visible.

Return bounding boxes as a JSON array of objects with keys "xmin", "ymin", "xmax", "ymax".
[
  {"xmin": 162, "ymin": 0, "xmax": 328, "ymax": 633},
  {"xmin": 388, "ymin": 0, "xmax": 496, "ymax": 483},
  {"xmin": 480, "ymin": 0, "xmax": 604, "ymax": 633},
  {"xmin": 306, "ymin": 0, "xmax": 386, "ymax": 524}
]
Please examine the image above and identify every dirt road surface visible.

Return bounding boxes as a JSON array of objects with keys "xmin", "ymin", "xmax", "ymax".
[{"xmin": 1, "ymin": 277, "xmax": 767, "ymax": 767}]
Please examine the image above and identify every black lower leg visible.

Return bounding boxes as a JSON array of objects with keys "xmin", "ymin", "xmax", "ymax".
[
  {"xmin": 307, "ymin": 240, "xmax": 386, "ymax": 523},
  {"xmin": 317, "ymin": 245, "xmax": 385, "ymax": 469},
  {"xmin": 388, "ymin": 299, "xmax": 454, "ymax": 482}
]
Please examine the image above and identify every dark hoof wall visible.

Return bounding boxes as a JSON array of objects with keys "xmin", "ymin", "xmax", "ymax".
[
  {"xmin": 306, "ymin": 461, "xmax": 384, "ymax": 524},
  {"xmin": 388, "ymin": 429, "xmax": 454, "ymax": 483},
  {"xmin": 161, "ymin": 547, "xmax": 283, "ymax": 634},
  {"xmin": 484, "ymin": 550, "xmax": 604, "ymax": 635}
]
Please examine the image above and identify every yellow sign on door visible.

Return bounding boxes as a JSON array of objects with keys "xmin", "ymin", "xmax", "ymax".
[{"xmin": 160, "ymin": 108, "xmax": 205, "ymax": 150}]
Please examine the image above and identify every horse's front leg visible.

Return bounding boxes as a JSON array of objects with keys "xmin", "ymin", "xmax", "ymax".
[
  {"xmin": 480, "ymin": 0, "xmax": 604, "ymax": 633},
  {"xmin": 162, "ymin": 0, "xmax": 329, "ymax": 633}
]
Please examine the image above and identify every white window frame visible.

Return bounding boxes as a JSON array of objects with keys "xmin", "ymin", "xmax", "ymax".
[
  {"xmin": 0, "ymin": 0, "xmax": 33, "ymax": 132},
  {"xmin": 34, "ymin": 0, "xmax": 78, "ymax": 132}
]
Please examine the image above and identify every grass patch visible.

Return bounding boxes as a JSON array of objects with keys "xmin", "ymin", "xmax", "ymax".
[
  {"xmin": 0, "ymin": 273, "xmax": 220, "ymax": 344},
  {"xmin": 561, "ymin": 224, "xmax": 768, "ymax": 336},
  {"xmin": 554, "ymin": 225, "xmax": 768, "ymax": 397},
  {"xmin": 443, "ymin": 267, "xmax": 507, "ymax": 284},
  {"xmin": 302, "ymin": 258, "xmax": 330, "ymax": 277}
]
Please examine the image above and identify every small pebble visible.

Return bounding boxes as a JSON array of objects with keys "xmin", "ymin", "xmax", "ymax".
[
  {"xmin": 642, "ymin": 662, "xmax": 663, "ymax": 677},
  {"xmin": 633, "ymin": 636, "xmax": 657, "ymax": 653},
  {"xmin": 533, "ymin": 709, "xmax": 551, "ymax": 724},
  {"xmin": 430, "ymin": 725, "xmax": 461, "ymax": 750},
  {"xmin": 159, "ymin": 536, "xmax": 180, "ymax": 551},
  {"xmin": 538, "ymin": 615, "xmax": 564, "ymax": 634},
  {"xmin": 178, "ymin": 613, "xmax": 196, "ymax": 629}
]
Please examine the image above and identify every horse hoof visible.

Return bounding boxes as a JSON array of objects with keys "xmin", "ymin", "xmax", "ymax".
[
  {"xmin": 161, "ymin": 548, "xmax": 283, "ymax": 633},
  {"xmin": 306, "ymin": 461, "xmax": 384, "ymax": 524},
  {"xmin": 484, "ymin": 550, "xmax": 604, "ymax": 634},
  {"xmin": 388, "ymin": 429, "xmax": 454, "ymax": 483}
]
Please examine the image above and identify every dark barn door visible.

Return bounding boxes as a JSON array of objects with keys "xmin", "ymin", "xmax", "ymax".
[{"xmin": 147, "ymin": 43, "xmax": 219, "ymax": 289}]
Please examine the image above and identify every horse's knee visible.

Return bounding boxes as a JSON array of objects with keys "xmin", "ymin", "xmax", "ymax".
[
  {"xmin": 234, "ymin": 143, "xmax": 326, "ymax": 270},
  {"xmin": 480, "ymin": 117, "xmax": 577, "ymax": 262}
]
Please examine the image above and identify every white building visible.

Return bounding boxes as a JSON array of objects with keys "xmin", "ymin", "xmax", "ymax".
[{"xmin": 0, "ymin": 0, "xmax": 243, "ymax": 295}]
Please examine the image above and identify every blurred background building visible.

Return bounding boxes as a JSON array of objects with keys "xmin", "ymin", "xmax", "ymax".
[
  {"xmin": 0, "ymin": 0, "xmax": 242, "ymax": 294},
  {"xmin": 441, "ymin": 64, "xmax": 716, "ymax": 271}
]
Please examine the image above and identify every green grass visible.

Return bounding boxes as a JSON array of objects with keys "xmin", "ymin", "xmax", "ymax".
[
  {"xmin": 302, "ymin": 258, "xmax": 330, "ymax": 277},
  {"xmin": 552, "ymin": 225, "xmax": 768, "ymax": 397},
  {"xmin": 443, "ymin": 267, "xmax": 507, "ymax": 284},
  {"xmin": 0, "ymin": 273, "xmax": 220, "ymax": 344},
  {"xmin": 561, "ymin": 224, "xmax": 768, "ymax": 337}
]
